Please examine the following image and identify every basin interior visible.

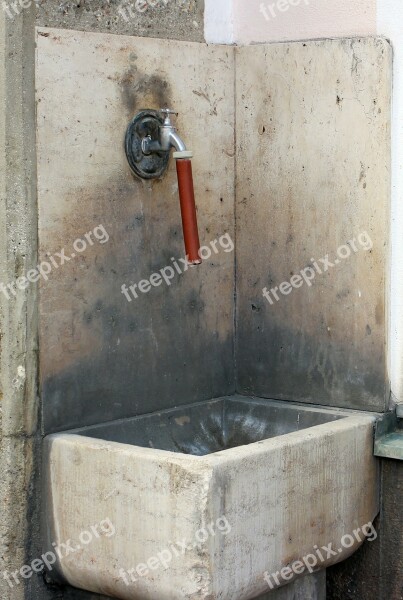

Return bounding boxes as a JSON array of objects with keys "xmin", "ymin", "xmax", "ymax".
[{"xmin": 70, "ymin": 396, "xmax": 351, "ymax": 456}]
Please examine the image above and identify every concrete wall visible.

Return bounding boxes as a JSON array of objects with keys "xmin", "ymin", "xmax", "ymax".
[
  {"xmin": 0, "ymin": 6, "xmax": 43, "ymax": 600},
  {"xmin": 36, "ymin": 29, "xmax": 235, "ymax": 434},
  {"xmin": 235, "ymin": 37, "xmax": 391, "ymax": 412},
  {"xmin": 36, "ymin": 0, "xmax": 205, "ymax": 42},
  {"xmin": 0, "ymin": 4, "xmax": 211, "ymax": 600},
  {"xmin": 204, "ymin": 0, "xmax": 403, "ymax": 414}
]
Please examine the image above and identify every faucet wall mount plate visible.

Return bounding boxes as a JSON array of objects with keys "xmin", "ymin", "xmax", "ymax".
[{"xmin": 125, "ymin": 109, "xmax": 170, "ymax": 179}]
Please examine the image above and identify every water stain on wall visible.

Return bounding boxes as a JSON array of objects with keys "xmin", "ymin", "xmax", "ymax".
[
  {"xmin": 36, "ymin": 29, "xmax": 236, "ymax": 433},
  {"xmin": 235, "ymin": 38, "xmax": 391, "ymax": 412}
]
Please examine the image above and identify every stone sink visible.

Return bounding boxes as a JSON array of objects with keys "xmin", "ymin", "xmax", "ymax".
[{"xmin": 43, "ymin": 395, "xmax": 379, "ymax": 600}]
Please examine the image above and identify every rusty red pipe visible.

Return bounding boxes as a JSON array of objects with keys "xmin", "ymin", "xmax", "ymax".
[
  {"xmin": 175, "ymin": 158, "xmax": 202, "ymax": 265},
  {"xmin": 125, "ymin": 109, "xmax": 202, "ymax": 263}
]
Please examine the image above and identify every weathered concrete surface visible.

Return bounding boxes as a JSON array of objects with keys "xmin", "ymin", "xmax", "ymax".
[
  {"xmin": 0, "ymin": 7, "xmax": 208, "ymax": 600},
  {"xmin": 68, "ymin": 395, "xmax": 355, "ymax": 453},
  {"xmin": 256, "ymin": 571, "xmax": 326, "ymax": 599},
  {"xmin": 43, "ymin": 409, "xmax": 378, "ymax": 599},
  {"xmin": 0, "ymin": 6, "xmax": 51, "ymax": 600},
  {"xmin": 43, "ymin": 573, "xmax": 327, "ymax": 600},
  {"xmin": 54, "ymin": 572, "xmax": 327, "ymax": 600},
  {"xmin": 235, "ymin": 37, "xmax": 391, "ymax": 412},
  {"xmin": 36, "ymin": 0, "xmax": 205, "ymax": 42},
  {"xmin": 36, "ymin": 29, "xmax": 235, "ymax": 433},
  {"xmin": 327, "ymin": 459, "xmax": 403, "ymax": 600}
]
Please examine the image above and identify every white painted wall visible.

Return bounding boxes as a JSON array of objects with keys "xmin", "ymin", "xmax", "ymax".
[
  {"xmin": 204, "ymin": 0, "xmax": 403, "ymax": 406},
  {"xmin": 232, "ymin": 0, "xmax": 376, "ymax": 44},
  {"xmin": 377, "ymin": 0, "xmax": 403, "ymax": 406},
  {"xmin": 204, "ymin": 0, "xmax": 234, "ymax": 44}
]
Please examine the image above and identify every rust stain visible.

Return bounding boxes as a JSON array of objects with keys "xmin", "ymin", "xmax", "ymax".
[{"xmin": 175, "ymin": 416, "xmax": 191, "ymax": 426}]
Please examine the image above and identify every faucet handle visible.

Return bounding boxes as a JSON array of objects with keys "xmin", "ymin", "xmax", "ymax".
[
  {"xmin": 159, "ymin": 108, "xmax": 178, "ymax": 115},
  {"xmin": 159, "ymin": 108, "xmax": 178, "ymax": 125}
]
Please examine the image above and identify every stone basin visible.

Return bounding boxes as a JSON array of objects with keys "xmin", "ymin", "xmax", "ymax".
[{"xmin": 43, "ymin": 395, "xmax": 379, "ymax": 600}]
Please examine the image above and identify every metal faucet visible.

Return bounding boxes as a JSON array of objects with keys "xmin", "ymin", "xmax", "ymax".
[
  {"xmin": 141, "ymin": 109, "xmax": 189, "ymax": 155},
  {"xmin": 125, "ymin": 107, "xmax": 201, "ymax": 263}
]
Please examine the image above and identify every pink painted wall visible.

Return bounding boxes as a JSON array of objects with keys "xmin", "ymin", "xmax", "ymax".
[{"xmin": 233, "ymin": 0, "xmax": 376, "ymax": 44}]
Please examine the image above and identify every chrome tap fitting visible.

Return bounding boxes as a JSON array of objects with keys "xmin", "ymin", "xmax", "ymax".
[
  {"xmin": 141, "ymin": 109, "xmax": 188, "ymax": 155},
  {"xmin": 125, "ymin": 108, "xmax": 192, "ymax": 179}
]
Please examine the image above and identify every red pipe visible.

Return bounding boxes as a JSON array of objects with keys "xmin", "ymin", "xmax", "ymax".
[{"xmin": 175, "ymin": 158, "xmax": 202, "ymax": 265}]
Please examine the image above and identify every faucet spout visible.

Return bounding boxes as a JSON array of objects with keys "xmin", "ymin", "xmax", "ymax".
[
  {"xmin": 141, "ymin": 110, "xmax": 188, "ymax": 154},
  {"xmin": 168, "ymin": 130, "xmax": 187, "ymax": 153},
  {"xmin": 158, "ymin": 109, "xmax": 187, "ymax": 153}
]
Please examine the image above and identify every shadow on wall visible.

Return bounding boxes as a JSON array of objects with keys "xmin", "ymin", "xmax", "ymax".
[{"xmin": 41, "ymin": 176, "xmax": 234, "ymax": 434}]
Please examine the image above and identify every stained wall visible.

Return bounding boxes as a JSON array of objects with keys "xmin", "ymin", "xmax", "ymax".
[
  {"xmin": 36, "ymin": 29, "xmax": 235, "ymax": 434},
  {"xmin": 236, "ymin": 37, "xmax": 391, "ymax": 412}
]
